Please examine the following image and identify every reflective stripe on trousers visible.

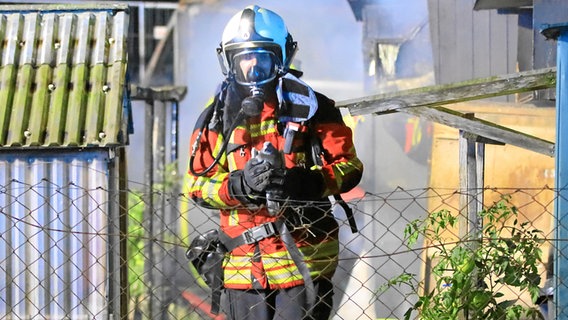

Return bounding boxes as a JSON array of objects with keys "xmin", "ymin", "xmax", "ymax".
[{"xmin": 222, "ymin": 239, "xmax": 338, "ymax": 288}]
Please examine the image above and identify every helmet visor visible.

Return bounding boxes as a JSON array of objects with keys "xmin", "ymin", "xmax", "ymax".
[{"xmin": 231, "ymin": 49, "xmax": 280, "ymax": 86}]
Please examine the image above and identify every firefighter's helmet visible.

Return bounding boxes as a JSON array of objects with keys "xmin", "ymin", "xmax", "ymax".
[{"xmin": 218, "ymin": 5, "xmax": 297, "ymax": 86}]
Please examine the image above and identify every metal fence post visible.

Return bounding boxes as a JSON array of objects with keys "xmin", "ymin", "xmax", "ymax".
[
  {"xmin": 542, "ymin": 23, "xmax": 568, "ymax": 320},
  {"xmin": 130, "ymin": 85, "xmax": 188, "ymax": 318},
  {"xmin": 154, "ymin": 98, "xmax": 168, "ymax": 319},
  {"xmin": 143, "ymin": 98, "xmax": 157, "ymax": 318}
]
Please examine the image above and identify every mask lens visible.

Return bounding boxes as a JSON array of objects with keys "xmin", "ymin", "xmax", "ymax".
[{"xmin": 232, "ymin": 50, "xmax": 278, "ymax": 85}]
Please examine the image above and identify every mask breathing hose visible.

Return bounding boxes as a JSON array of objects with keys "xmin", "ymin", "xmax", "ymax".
[{"xmin": 189, "ymin": 84, "xmax": 265, "ymax": 177}]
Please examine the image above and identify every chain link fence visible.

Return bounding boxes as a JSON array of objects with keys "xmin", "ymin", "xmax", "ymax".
[{"xmin": 0, "ymin": 163, "xmax": 560, "ymax": 319}]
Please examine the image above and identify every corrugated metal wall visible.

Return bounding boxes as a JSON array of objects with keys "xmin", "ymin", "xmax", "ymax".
[
  {"xmin": 0, "ymin": 149, "xmax": 120, "ymax": 319},
  {"xmin": 0, "ymin": 4, "xmax": 129, "ymax": 148}
]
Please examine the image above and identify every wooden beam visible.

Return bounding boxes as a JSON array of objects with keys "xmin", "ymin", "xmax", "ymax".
[
  {"xmin": 130, "ymin": 85, "xmax": 188, "ymax": 102},
  {"xmin": 402, "ymin": 105, "xmax": 554, "ymax": 157},
  {"xmin": 336, "ymin": 68, "xmax": 556, "ymax": 157},
  {"xmin": 337, "ymin": 67, "xmax": 556, "ymax": 115}
]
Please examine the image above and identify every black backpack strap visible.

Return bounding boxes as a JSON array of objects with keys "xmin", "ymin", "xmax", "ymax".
[
  {"xmin": 331, "ymin": 194, "xmax": 358, "ymax": 233},
  {"xmin": 218, "ymin": 222, "xmax": 279, "ymax": 251},
  {"xmin": 308, "ymin": 122, "xmax": 358, "ymax": 233}
]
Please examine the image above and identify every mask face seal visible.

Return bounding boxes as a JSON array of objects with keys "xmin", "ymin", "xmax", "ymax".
[{"xmin": 231, "ymin": 49, "xmax": 280, "ymax": 86}]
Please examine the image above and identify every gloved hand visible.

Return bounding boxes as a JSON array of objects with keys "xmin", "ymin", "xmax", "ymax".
[
  {"xmin": 270, "ymin": 167, "xmax": 325, "ymax": 201},
  {"xmin": 228, "ymin": 158, "xmax": 274, "ymax": 204},
  {"xmin": 243, "ymin": 158, "xmax": 273, "ymax": 193}
]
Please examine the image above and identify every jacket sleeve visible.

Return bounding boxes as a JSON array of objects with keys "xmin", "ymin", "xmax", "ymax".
[
  {"xmin": 312, "ymin": 92, "xmax": 363, "ymax": 196},
  {"xmin": 186, "ymin": 105, "xmax": 241, "ymax": 209}
]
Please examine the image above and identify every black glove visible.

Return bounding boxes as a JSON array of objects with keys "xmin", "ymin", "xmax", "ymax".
[
  {"xmin": 228, "ymin": 158, "xmax": 274, "ymax": 204},
  {"xmin": 244, "ymin": 158, "xmax": 275, "ymax": 192},
  {"xmin": 270, "ymin": 167, "xmax": 325, "ymax": 201}
]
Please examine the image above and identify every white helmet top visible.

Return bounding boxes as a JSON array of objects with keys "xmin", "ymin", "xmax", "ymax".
[{"xmin": 218, "ymin": 5, "xmax": 297, "ymax": 86}]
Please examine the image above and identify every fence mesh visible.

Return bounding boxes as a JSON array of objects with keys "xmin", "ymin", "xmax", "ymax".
[{"xmin": 0, "ymin": 170, "xmax": 560, "ymax": 319}]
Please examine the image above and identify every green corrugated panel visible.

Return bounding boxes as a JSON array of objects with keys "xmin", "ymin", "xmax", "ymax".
[
  {"xmin": 45, "ymin": 14, "xmax": 75, "ymax": 146},
  {"xmin": 27, "ymin": 13, "xmax": 56, "ymax": 146},
  {"xmin": 0, "ymin": 65, "xmax": 16, "ymax": 146},
  {"xmin": 0, "ymin": 15, "xmax": 7, "ymax": 145},
  {"xmin": 108, "ymin": 11, "xmax": 128, "ymax": 65},
  {"xmin": 64, "ymin": 64, "xmax": 89, "ymax": 146},
  {"xmin": 7, "ymin": 64, "xmax": 34, "ymax": 146},
  {"xmin": 7, "ymin": 12, "xmax": 39, "ymax": 146},
  {"xmin": 64, "ymin": 12, "xmax": 92, "ymax": 146},
  {"xmin": 0, "ymin": 13, "xmax": 21, "ymax": 146},
  {"xmin": 28, "ymin": 64, "xmax": 52, "ymax": 145},
  {"xmin": 101, "ymin": 10, "xmax": 128, "ymax": 146},
  {"xmin": 84, "ymin": 63, "xmax": 107, "ymax": 146},
  {"xmin": 84, "ymin": 12, "xmax": 109, "ymax": 146},
  {"xmin": 45, "ymin": 64, "xmax": 71, "ymax": 146},
  {"xmin": 0, "ymin": 4, "xmax": 130, "ymax": 148},
  {"xmin": 102, "ymin": 62, "xmax": 126, "ymax": 145}
]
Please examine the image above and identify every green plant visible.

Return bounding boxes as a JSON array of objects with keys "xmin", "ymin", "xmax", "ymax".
[
  {"xmin": 127, "ymin": 161, "xmax": 183, "ymax": 298},
  {"xmin": 379, "ymin": 197, "xmax": 545, "ymax": 320},
  {"xmin": 125, "ymin": 164, "xmax": 207, "ymax": 319},
  {"xmin": 127, "ymin": 192, "xmax": 147, "ymax": 299}
]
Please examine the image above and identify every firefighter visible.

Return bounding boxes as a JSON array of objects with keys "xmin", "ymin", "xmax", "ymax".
[{"xmin": 187, "ymin": 5, "xmax": 363, "ymax": 319}]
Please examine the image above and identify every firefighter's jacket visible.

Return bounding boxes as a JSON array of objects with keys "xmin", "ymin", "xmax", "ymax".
[{"xmin": 187, "ymin": 82, "xmax": 363, "ymax": 290}]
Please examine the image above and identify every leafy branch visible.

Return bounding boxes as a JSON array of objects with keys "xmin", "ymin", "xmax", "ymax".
[{"xmin": 378, "ymin": 196, "xmax": 545, "ymax": 320}]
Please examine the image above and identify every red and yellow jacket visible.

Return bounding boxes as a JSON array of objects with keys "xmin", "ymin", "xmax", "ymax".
[{"xmin": 187, "ymin": 88, "xmax": 363, "ymax": 290}]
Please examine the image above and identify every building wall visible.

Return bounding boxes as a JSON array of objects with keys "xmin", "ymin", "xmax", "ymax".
[{"xmin": 428, "ymin": 0, "xmax": 519, "ymax": 89}]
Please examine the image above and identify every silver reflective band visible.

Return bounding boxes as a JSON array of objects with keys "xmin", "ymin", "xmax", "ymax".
[{"xmin": 242, "ymin": 222, "xmax": 277, "ymax": 244}]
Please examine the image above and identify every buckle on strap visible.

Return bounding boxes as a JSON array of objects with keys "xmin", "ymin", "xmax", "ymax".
[{"xmin": 243, "ymin": 223, "xmax": 277, "ymax": 244}]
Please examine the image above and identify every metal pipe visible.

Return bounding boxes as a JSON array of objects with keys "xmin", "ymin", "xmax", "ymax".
[
  {"xmin": 143, "ymin": 100, "xmax": 155, "ymax": 318},
  {"xmin": 106, "ymin": 149, "xmax": 122, "ymax": 319},
  {"xmin": 170, "ymin": 100, "xmax": 179, "ymax": 163},
  {"xmin": 154, "ymin": 99, "xmax": 168, "ymax": 320},
  {"xmin": 554, "ymin": 27, "xmax": 568, "ymax": 320},
  {"xmin": 138, "ymin": 3, "xmax": 146, "ymax": 82},
  {"xmin": 542, "ymin": 23, "xmax": 568, "ymax": 320}
]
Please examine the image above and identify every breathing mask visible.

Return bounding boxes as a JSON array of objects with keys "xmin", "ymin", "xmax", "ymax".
[{"xmin": 229, "ymin": 49, "xmax": 278, "ymax": 117}]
